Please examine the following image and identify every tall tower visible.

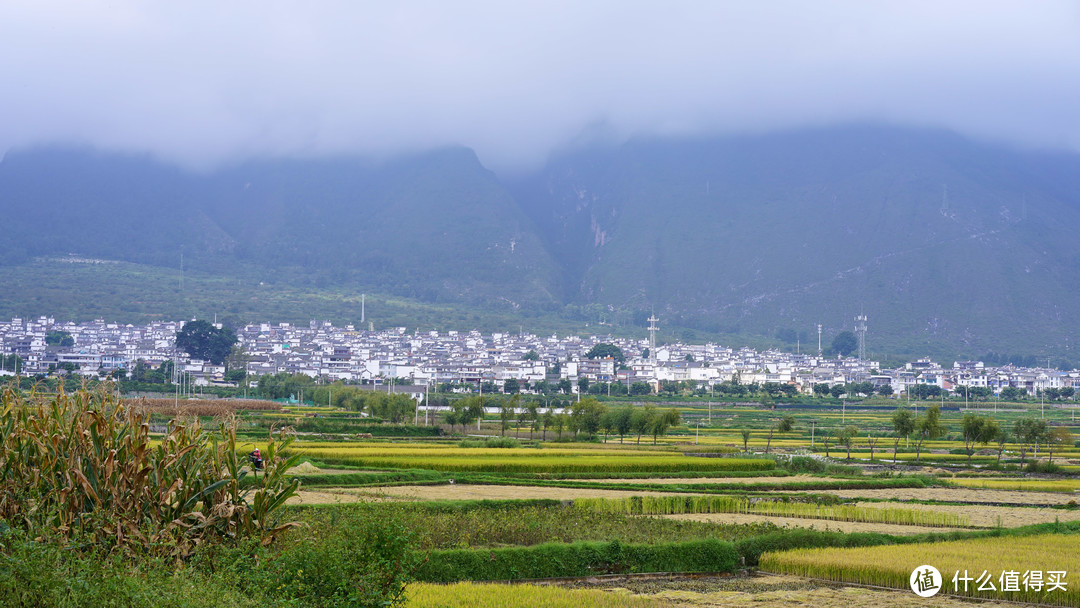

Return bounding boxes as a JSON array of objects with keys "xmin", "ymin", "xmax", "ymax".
[
  {"xmin": 361, "ymin": 294, "xmax": 366, "ymax": 324},
  {"xmin": 817, "ymin": 324, "xmax": 822, "ymax": 356},
  {"xmin": 647, "ymin": 314, "xmax": 659, "ymax": 361},
  {"xmin": 855, "ymin": 314, "xmax": 868, "ymax": 360}
]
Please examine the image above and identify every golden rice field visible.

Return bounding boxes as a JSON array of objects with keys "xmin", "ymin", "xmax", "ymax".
[
  {"xmin": 853, "ymin": 501, "xmax": 1080, "ymax": 529},
  {"xmin": 950, "ymin": 477, "xmax": 1080, "ymax": 493},
  {"xmin": 665, "ymin": 513, "xmax": 958, "ymax": 536},
  {"xmin": 292, "ymin": 444, "xmax": 772, "ymax": 473},
  {"xmin": 405, "ymin": 582, "xmax": 667, "ymax": 608},
  {"xmin": 760, "ymin": 534, "xmax": 1080, "ymax": 606},
  {"xmin": 573, "ymin": 496, "xmax": 969, "ymax": 527}
]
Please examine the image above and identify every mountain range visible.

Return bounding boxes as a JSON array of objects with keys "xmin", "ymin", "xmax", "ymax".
[{"xmin": 3, "ymin": 125, "xmax": 1080, "ymax": 361}]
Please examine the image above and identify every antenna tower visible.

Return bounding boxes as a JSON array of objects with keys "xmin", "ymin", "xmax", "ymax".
[
  {"xmin": 647, "ymin": 314, "xmax": 659, "ymax": 361},
  {"xmin": 817, "ymin": 324, "xmax": 822, "ymax": 356},
  {"xmin": 855, "ymin": 314, "xmax": 868, "ymax": 360}
]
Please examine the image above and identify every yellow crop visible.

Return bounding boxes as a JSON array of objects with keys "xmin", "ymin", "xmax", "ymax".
[
  {"xmin": 760, "ymin": 533, "xmax": 1079, "ymax": 606},
  {"xmin": 573, "ymin": 496, "xmax": 967, "ymax": 527}
]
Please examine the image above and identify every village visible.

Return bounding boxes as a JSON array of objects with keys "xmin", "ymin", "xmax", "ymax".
[{"xmin": 1, "ymin": 315, "xmax": 1076, "ymax": 400}]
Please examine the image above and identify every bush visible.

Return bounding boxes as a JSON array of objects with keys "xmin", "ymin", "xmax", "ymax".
[{"xmin": 1025, "ymin": 460, "xmax": 1062, "ymax": 474}]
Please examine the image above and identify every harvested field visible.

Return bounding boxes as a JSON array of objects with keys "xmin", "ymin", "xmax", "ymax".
[
  {"xmin": 129, "ymin": 397, "xmax": 281, "ymax": 417},
  {"xmin": 854, "ymin": 501, "xmax": 1080, "ymax": 528},
  {"xmin": 813, "ymin": 487, "xmax": 1078, "ymax": 505},
  {"xmin": 287, "ymin": 489, "xmax": 369, "ymax": 505},
  {"xmin": 575, "ymin": 574, "xmax": 1020, "ymax": 608},
  {"xmin": 662, "ymin": 513, "xmax": 958, "ymax": 536}
]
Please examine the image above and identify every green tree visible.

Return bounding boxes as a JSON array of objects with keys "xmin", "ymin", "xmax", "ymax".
[
  {"xmin": 740, "ymin": 429, "xmax": 751, "ymax": 452},
  {"xmin": 891, "ymin": 407, "xmax": 915, "ymax": 463},
  {"xmin": 914, "ymin": 405, "xmax": 945, "ymax": 464},
  {"xmin": 649, "ymin": 408, "xmax": 681, "ymax": 444},
  {"xmin": 45, "ymin": 330, "xmax": 74, "ymax": 347},
  {"xmin": 523, "ymin": 350, "xmax": 540, "ymax": 361},
  {"xmin": 612, "ymin": 405, "xmax": 633, "ymax": 443},
  {"xmin": 961, "ymin": 413, "xmax": 1000, "ymax": 467},
  {"xmin": 877, "ymin": 384, "xmax": 894, "ymax": 396},
  {"xmin": 1013, "ymin": 417, "xmax": 1048, "ymax": 465},
  {"xmin": 524, "ymin": 401, "xmax": 540, "ymax": 439},
  {"xmin": 777, "ymin": 415, "xmax": 795, "ymax": 433},
  {"xmin": 175, "ymin": 320, "xmax": 238, "ymax": 365},
  {"xmin": 1000, "ymin": 386, "xmax": 1024, "ymax": 401},
  {"xmin": 837, "ymin": 425, "xmax": 859, "ymax": 460},
  {"xmin": 570, "ymin": 397, "xmax": 606, "ymax": 439},
  {"xmin": 542, "ymin": 408, "xmax": 554, "ymax": 441},
  {"xmin": 831, "ymin": 331, "xmax": 858, "ymax": 357},
  {"xmin": 503, "ymin": 378, "xmax": 520, "ymax": 394},
  {"xmin": 829, "ymin": 384, "xmax": 845, "ymax": 399},
  {"xmin": 499, "ymin": 396, "xmax": 518, "ymax": 436},
  {"xmin": 813, "ymin": 383, "xmax": 830, "ymax": 397},
  {"xmin": 577, "ymin": 377, "xmax": 590, "ymax": 395},
  {"xmin": 585, "ymin": 343, "xmax": 625, "ymax": 363},
  {"xmin": 1048, "ymin": 426, "xmax": 1073, "ymax": 463},
  {"xmin": 631, "ymin": 406, "xmax": 656, "ymax": 445}
]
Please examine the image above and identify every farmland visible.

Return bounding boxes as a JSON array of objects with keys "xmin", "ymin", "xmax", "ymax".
[{"xmin": 5, "ymin": 388, "xmax": 1080, "ymax": 607}]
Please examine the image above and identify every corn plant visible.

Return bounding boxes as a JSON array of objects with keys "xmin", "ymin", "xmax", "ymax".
[{"xmin": 0, "ymin": 384, "xmax": 300, "ymax": 557}]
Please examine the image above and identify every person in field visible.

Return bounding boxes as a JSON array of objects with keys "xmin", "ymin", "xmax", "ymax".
[{"xmin": 249, "ymin": 447, "xmax": 264, "ymax": 472}]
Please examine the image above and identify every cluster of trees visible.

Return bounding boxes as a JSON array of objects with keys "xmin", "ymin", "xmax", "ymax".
[
  {"xmin": 811, "ymin": 382, "xmax": 887, "ymax": 398},
  {"xmin": 442, "ymin": 396, "xmax": 681, "ymax": 444},
  {"xmin": 44, "ymin": 330, "xmax": 74, "ymax": 347},
  {"xmin": 807, "ymin": 406, "xmax": 1075, "ymax": 468},
  {"xmin": 128, "ymin": 359, "xmax": 175, "ymax": 384}
]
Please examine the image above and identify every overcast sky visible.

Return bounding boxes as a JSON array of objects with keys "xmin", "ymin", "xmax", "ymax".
[{"xmin": 2, "ymin": 1, "xmax": 1078, "ymax": 173}]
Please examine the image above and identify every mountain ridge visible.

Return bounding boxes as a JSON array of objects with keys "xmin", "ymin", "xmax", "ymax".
[{"xmin": 2, "ymin": 125, "xmax": 1079, "ymax": 359}]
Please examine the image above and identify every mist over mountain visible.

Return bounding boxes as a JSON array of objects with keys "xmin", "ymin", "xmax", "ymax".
[{"xmin": 2, "ymin": 125, "xmax": 1080, "ymax": 359}]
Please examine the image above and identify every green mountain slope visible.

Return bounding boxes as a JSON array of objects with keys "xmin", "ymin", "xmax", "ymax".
[
  {"xmin": 513, "ymin": 127, "xmax": 1080, "ymax": 357},
  {"xmin": 0, "ymin": 146, "xmax": 559, "ymax": 308}
]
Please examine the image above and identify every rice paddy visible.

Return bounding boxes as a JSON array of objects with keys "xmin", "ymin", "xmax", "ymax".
[
  {"xmin": 294, "ymin": 444, "xmax": 773, "ymax": 474},
  {"xmin": 574, "ymin": 496, "xmax": 970, "ymax": 527},
  {"xmin": 949, "ymin": 477, "xmax": 1080, "ymax": 493},
  {"xmin": 760, "ymin": 534, "xmax": 1080, "ymax": 606}
]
